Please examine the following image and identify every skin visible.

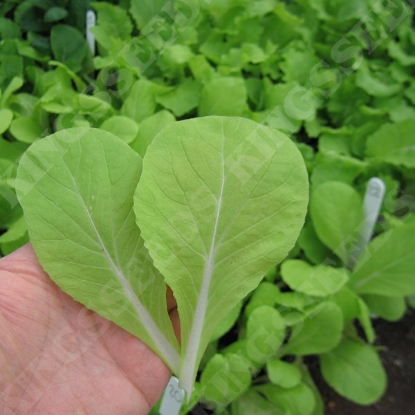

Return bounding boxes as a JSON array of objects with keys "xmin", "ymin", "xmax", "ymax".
[{"xmin": 0, "ymin": 243, "xmax": 180, "ymax": 415}]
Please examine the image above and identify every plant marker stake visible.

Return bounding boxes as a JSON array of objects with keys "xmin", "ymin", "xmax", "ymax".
[
  {"xmin": 352, "ymin": 177, "xmax": 386, "ymax": 267},
  {"xmin": 159, "ymin": 377, "xmax": 184, "ymax": 415},
  {"xmin": 86, "ymin": 10, "xmax": 96, "ymax": 55}
]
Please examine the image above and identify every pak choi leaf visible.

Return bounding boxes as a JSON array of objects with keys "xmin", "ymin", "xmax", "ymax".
[
  {"xmin": 231, "ymin": 390, "xmax": 282, "ymax": 415},
  {"xmin": 246, "ymin": 306, "xmax": 286, "ymax": 365},
  {"xmin": 281, "ymin": 259, "xmax": 349, "ymax": 297},
  {"xmin": 366, "ymin": 119, "xmax": 415, "ymax": 168},
  {"xmin": 129, "ymin": 110, "xmax": 176, "ymax": 158},
  {"xmin": 350, "ymin": 222, "xmax": 415, "ymax": 296},
  {"xmin": 266, "ymin": 358, "xmax": 302, "ymax": 389},
  {"xmin": 0, "ymin": 108, "xmax": 13, "ymax": 134},
  {"xmin": 91, "ymin": 2, "xmax": 133, "ymax": 42},
  {"xmin": 282, "ymin": 302, "xmax": 343, "ymax": 356},
  {"xmin": 50, "ymin": 25, "xmax": 88, "ymax": 73},
  {"xmin": 256, "ymin": 382, "xmax": 316, "ymax": 415},
  {"xmin": 134, "ymin": 116, "xmax": 309, "ymax": 396},
  {"xmin": 198, "ymin": 77, "xmax": 247, "ymax": 117},
  {"xmin": 121, "ymin": 80, "xmax": 158, "ymax": 123},
  {"xmin": 310, "ymin": 181, "xmax": 364, "ymax": 267},
  {"xmin": 362, "ymin": 294, "xmax": 406, "ymax": 322},
  {"xmin": 130, "ymin": 0, "xmax": 174, "ymax": 33},
  {"xmin": 320, "ymin": 340, "xmax": 386, "ymax": 405},
  {"xmin": 100, "ymin": 115, "xmax": 139, "ymax": 144},
  {"xmin": 15, "ymin": 128, "xmax": 180, "ymax": 373},
  {"xmin": 200, "ymin": 353, "xmax": 251, "ymax": 410}
]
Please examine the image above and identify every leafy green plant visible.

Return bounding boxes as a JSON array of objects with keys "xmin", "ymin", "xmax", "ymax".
[
  {"xmin": 0, "ymin": 0, "xmax": 90, "ymax": 58},
  {"xmin": 0, "ymin": 0, "xmax": 93, "ymax": 256},
  {"xmin": 15, "ymin": 116, "xmax": 309, "ymax": 397},
  {"xmin": 1, "ymin": 0, "xmax": 415, "ymax": 413}
]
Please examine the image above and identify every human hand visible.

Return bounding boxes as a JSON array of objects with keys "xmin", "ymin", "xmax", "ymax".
[{"xmin": 0, "ymin": 243, "xmax": 180, "ymax": 415}]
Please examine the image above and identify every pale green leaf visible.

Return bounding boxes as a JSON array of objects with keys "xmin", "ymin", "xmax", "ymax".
[
  {"xmin": 280, "ymin": 43, "xmax": 320, "ymax": 86},
  {"xmin": 55, "ymin": 113, "xmax": 90, "ymax": 131},
  {"xmin": 244, "ymin": 282, "xmax": 280, "ymax": 317},
  {"xmin": 0, "ymin": 77, "xmax": 24, "ymax": 108},
  {"xmin": 282, "ymin": 302, "xmax": 343, "ymax": 356},
  {"xmin": 266, "ymin": 359, "xmax": 302, "ymax": 389},
  {"xmin": 256, "ymin": 382, "xmax": 316, "ymax": 415},
  {"xmin": 48, "ymin": 61, "xmax": 86, "ymax": 92},
  {"xmin": 350, "ymin": 223, "xmax": 415, "ymax": 296},
  {"xmin": 281, "ymin": 260, "xmax": 349, "ymax": 297},
  {"xmin": 355, "ymin": 61, "xmax": 402, "ymax": 97},
  {"xmin": 163, "ymin": 44, "xmax": 192, "ymax": 65},
  {"xmin": 231, "ymin": 390, "xmax": 283, "ymax": 415},
  {"xmin": 0, "ymin": 108, "xmax": 13, "ymax": 134},
  {"xmin": 121, "ymin": 80, "xmax": 157, "ymax": 123},
  {"xmin": 200, "ymin": 353, "xmax": 251, "ymax": 410},
  {"xmin": 198, "ymin": 77, "xmax": 247, "ymax": 117},
  {"xmin": 16, "ymin": 128, "xmax": 180, "ymax": 372},
  {"xmin": 297, "ymin": 222, "xmax": 332, "ymax": 265},
  {"xmin": 9, "ymin": 117, "xmax": 44, "ymax": 144},
  {"xmin": 320, "ymin": 340, "xmax": 387, "ymax": 405},
  {"xmin": 318, "ymin": 129, "xmax": 352, "ymax": 156},
  {"xmin": 156, "ymin": 79, "xmax": 201, "ymax": 117},
  {"xmin": 210, "ymin": 300, "xmax": 242, "ymax": 342},
  {"xmin": 189, "ymin": 55, "xmax": 215, "ymax": 84},
  {"xmin": 130, "ymin": 0, "xmax": 174, "ymax": 32},
  {"xmin": 222, "ymin": 339, "xmax": 262, "ymax": 373},
  {"xmin": 129, "ymin": 110, "xmax": 176, "ymax": 158},
  {"xmin": 357, "ymin": 298, "xmax": 375, "ymax": 343},
  {"xmin": 40, "ymin": 102, "xmax": 73, "ymax": 114},
  {"xmin": 0, "ymin": 214, "xmax": 27, "ymax": 243},
  {"xmin": 91, "ymin": 2, "xmax": 133, "ymax": 41},
  {"xmin": 134, "ymin": 116, "xmax": 309, "ymax": 395},
  {"xmin": 276, "ymin": 291, "xmax": 306, "ymax": 312},
  {"xmin": 310, "ymin": 153, "xmax": 366, "ymax": 188},
  {"xmin": 362, "ymin": 294, "xmax": 406, "ymax": 322},
  {"xmin": 310, "ymin": 181, "xmax": 363, "ymax": 267},
  {"xmin": 72, "ymin": 94, "xmax": 112, "ymax": 116},
  {"xmin": 331, "ymin": 286, "xmax": 359, "ymax": 325},
  {"xmin": 100, "ymin": 116, "xmax": 139, "ymax": 144},
  {"xmin": 246, "ymin": 306, "xmax": 286, "ymax": 365},
  {"xmin": 366, "ymin": 119, "xmax": 415, "ymax": 168}
]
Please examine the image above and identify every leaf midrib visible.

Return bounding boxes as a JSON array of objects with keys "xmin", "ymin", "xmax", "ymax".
[
  {"xmin": 180, "ymin": 135, "xmax": 227, "ymax": 394},
  {"xmin": 56, "ymin": 141, "xmax": 180, "ymax": 371}
]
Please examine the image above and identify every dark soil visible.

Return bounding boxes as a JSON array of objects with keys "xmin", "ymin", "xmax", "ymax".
[
  {"xmin": 308, "ymin": 309, "xmax": 415, "ymax": 415},
  {"xmin": 190, "ymin": 309, "xmax": 415, "ymax": 415}
]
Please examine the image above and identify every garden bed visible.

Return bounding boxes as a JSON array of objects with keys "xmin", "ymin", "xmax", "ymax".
[
  {"xmin": 1, "ymin": 1, "xmax": 415, "ymax": 414},
  {"xmin": 309, "ymin": 309, "xmax": 415, "ymax": 415}
]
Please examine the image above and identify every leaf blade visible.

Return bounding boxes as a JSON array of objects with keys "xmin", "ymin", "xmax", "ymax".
[
  {"xmin": 320, "ymin": 340, "xmax": 387, "ymax": 405},
  {"xmin": 16, "ymin": 128, "xmax": 180, "ymax": 372},
  {"xmin": 350, "ymin": 222, "xmax": 415, "ymax": 296},
  {"xmin": 134, "ymin": 116, "xmax": 309, "ymax": 395}
]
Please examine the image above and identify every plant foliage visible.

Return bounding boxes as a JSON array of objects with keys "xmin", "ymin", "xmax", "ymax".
[{"xmin": 1, "ymin": 0, "xmax": 415, "ymax": 413}]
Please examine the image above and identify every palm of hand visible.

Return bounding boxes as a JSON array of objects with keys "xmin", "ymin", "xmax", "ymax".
[{"xmin": 0, "ymin": 244, "xmax": 175, "ymax": 415}]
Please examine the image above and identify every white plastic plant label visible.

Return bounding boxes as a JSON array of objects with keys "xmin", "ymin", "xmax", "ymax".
[
  {"xmin": 86, "ymin": 10, "xmax": 96, "ymax": 55},
  {"xmin": 353, "ymin": 177, "xmax": 386, "ymax": 265},
  {"xmin": 159, "ymin": 377, "xmax": 184, "ymax": 415},
  {"xmin": 362, "ymin": 177, "xmax": 386, "ymax": 248}
]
